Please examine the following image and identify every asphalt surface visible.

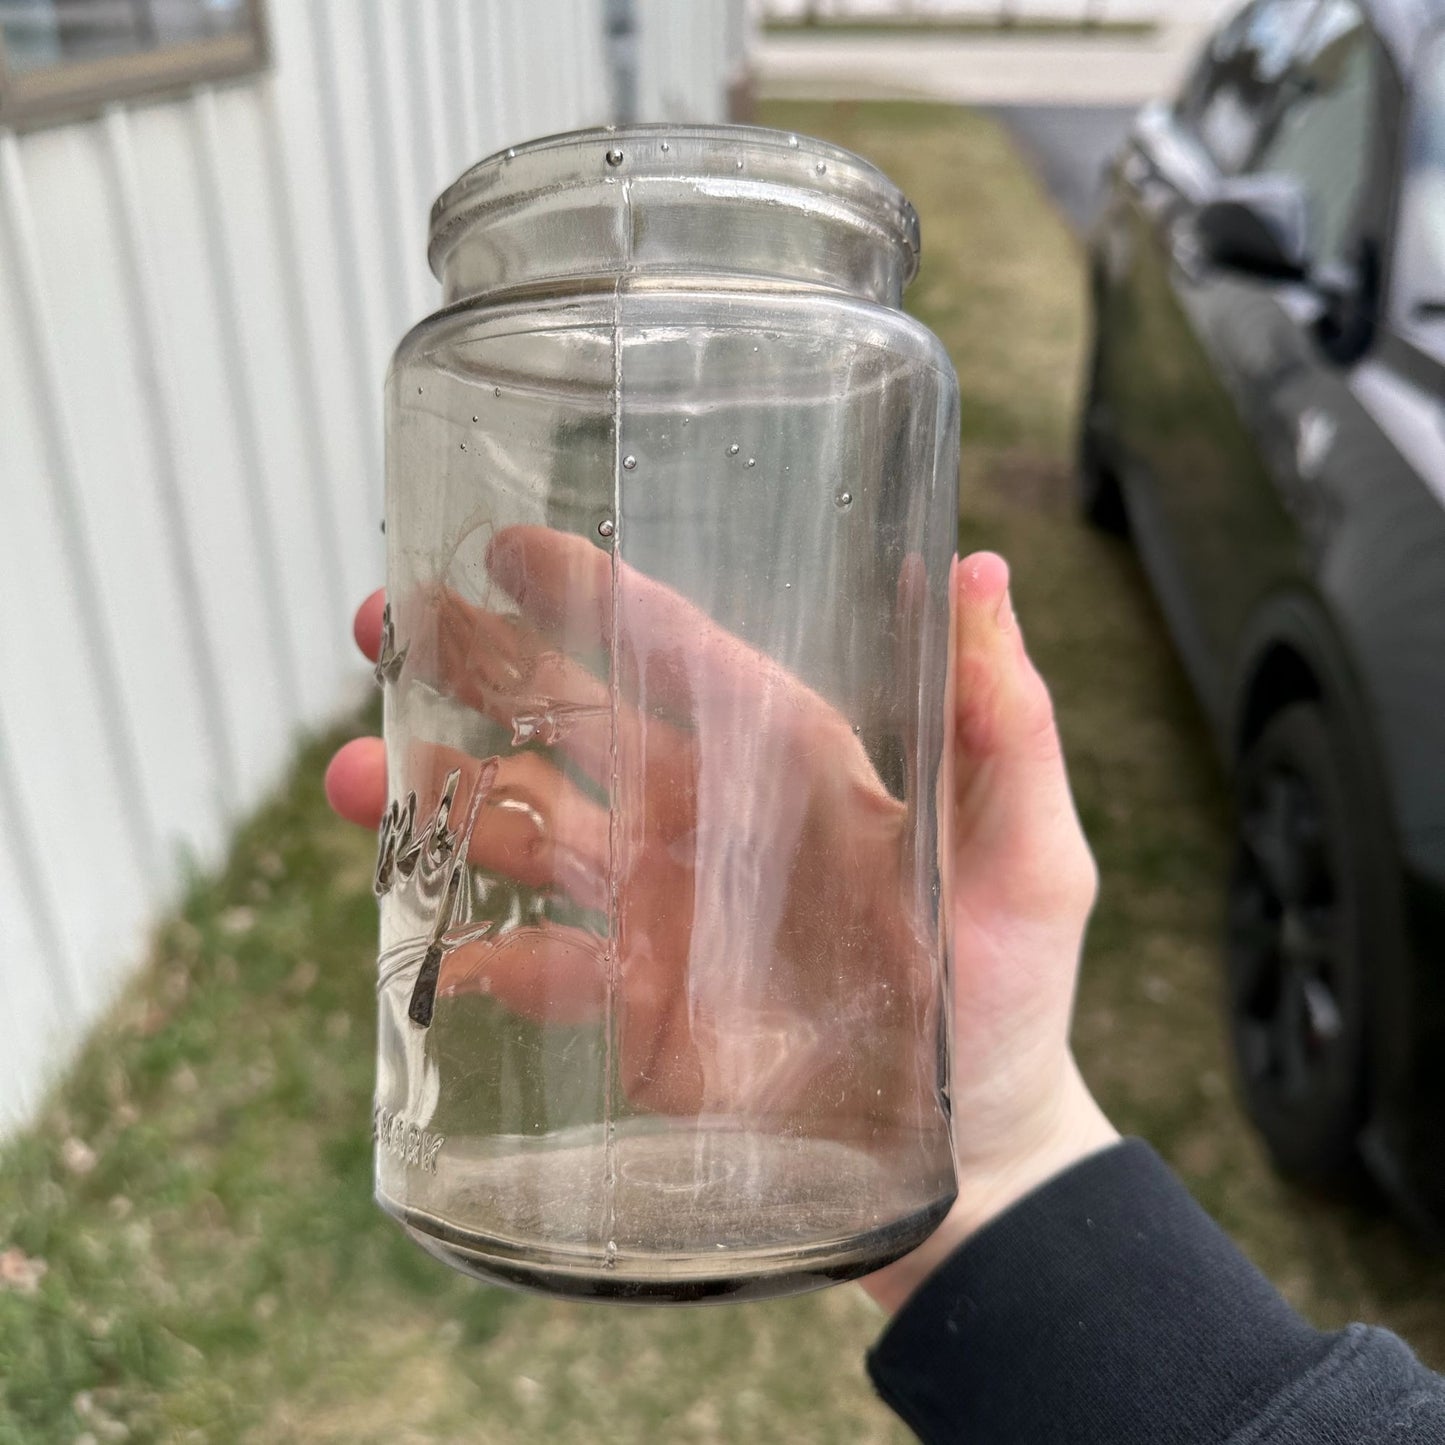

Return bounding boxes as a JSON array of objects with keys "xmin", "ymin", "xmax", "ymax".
[{"xmin": 991, "ymin": 104, "xmax": 1139, "ymax": 233}]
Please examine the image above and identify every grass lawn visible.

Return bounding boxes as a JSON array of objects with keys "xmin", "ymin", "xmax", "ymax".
[{"xmin": 4, "ymin": 99, "xmax": 1445, "ymax": 1443}]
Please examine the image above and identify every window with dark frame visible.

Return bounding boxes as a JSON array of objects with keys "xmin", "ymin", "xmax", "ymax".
[
  {"xmin": 1245, "ymin": 1, "xmax": 1376, "ymax": 273},
  {"xmin": 1177, "ymin": 0, "xmax": 1322, "ymax": 175},
  {"xmin": 0, "ymin": 0, "xmax": 267, "ymax": 129},
  {"xmin": 1393, "ymin": 30, "xmax": 1445, "ymax": 325}
]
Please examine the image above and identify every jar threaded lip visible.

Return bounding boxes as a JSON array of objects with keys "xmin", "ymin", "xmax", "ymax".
[{"xmin": 427, "ymin": 123, "xmax": 921, "ymax": 294}]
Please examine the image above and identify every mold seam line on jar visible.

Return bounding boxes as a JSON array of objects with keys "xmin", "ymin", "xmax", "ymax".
[{"xmin": 600, "ymin": 183, "xmax": 631, "ymax": 1266}]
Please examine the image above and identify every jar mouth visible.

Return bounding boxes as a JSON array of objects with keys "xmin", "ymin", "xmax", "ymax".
[{"xmin": 428, "ymin": 123, "xmax": 921, "ymax": 303}]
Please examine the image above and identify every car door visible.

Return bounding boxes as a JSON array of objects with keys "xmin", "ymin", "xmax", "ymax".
[
  {"xmin": 1177, "ymin": 0, "xmax": 1397, "ymax": 679},
  {"xmin": 1098, "ymin": 0, "xmax": 1322, "ymax": 711}
]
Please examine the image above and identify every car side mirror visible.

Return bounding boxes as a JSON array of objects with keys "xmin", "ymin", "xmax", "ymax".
[{"xmin": 1194, "ymin": 175, "xmax": 1311, "ymax": 281}]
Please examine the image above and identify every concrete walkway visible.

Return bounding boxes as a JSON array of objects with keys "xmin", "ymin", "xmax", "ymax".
[{"xmin": 754, "ymin": 2, "xmax": 1237, "ymax": 106}]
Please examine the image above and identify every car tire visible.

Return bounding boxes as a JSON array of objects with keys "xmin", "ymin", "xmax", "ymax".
[
  {"xmin": 1077, "ymin": 334, "xmax": 1129, "ymax": 536},
  {"xmin": 1226, "ymin": 702, "xmax": 1375, "ymax": 1185}
]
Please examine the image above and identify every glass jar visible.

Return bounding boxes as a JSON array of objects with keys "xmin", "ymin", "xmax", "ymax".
[{"xmin": 375, "ymin": 124, "xmax": 960, "ymax": 1302}]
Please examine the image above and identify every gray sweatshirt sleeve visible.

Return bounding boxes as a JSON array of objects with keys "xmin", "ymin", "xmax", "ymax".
[{"xmin": 867, "ymin": 1140, "xmax": 1445, "ymax": 1444}]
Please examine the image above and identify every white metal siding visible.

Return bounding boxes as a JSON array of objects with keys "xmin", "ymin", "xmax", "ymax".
[{"xmin": 0, "ymin": 0, "xmax": 745, "ymax": 1133}]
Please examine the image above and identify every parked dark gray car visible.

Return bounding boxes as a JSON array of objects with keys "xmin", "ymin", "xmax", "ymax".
[{"xmin": 1083, "ymin": 0, "xmax": 1445, "ymax": 1223}]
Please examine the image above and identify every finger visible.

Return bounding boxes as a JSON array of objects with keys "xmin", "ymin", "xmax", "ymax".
[
  {"xmin": 480, "ymin": 752, "xmax": 610, "ymax": 912},
  {"xmin": 326, "ymin": 736, "xmax": 610, "ymax": 910},
  {"xmin": 437, "ymin": 923, "xmax": 605, "ymax": 1027},
  {"xmin": 486, "ymin": 524, "xmax": 832, "ymax": 724},
  {"xmin": 484, "ymin": 525, "xmax": 608, "ymax": 639},
  {"xmin": 950, "ymin": 552, "xmax": 1097, "ymax": 925},
  {"xmin": 355, "ymin": 589, "xmax": 386, "ymax": 663},
  {"xmin": 427, "ymin": 590, "xmax": 615, "ymax": 779},
  {"xmin": 412, "ymin": 585, "xmax": 699, "ymax": 834},
  {"xmin": 405, "ymin": 742, "xmax": 611, "ymax": 912},
  {"xmin": 325, "ymin": 736, "xmax": 387, "ymax": 828},
  {"xmin": 486, "ymin": 527, "xmax": 868, "ymax": 834}
]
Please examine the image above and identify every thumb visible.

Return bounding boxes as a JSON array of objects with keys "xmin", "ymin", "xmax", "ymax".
[
  {"xmin": 944, "ymin": 551, "xmax": 1104, "ymax": 1176},
  {"xmin": 948, "ymin": 552, "xmax": 1098, "ymax": 932},
  {"xmin": 863, "ymin": 557, "xmax": 1115, "ymax": 1309}
]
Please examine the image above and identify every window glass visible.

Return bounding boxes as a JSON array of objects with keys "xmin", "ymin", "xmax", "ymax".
[
  {"xmin": 1, "ymin": 0, "xmax": 251, "ymax": 73},
  {"xmin": 1249, "ymin": 1, "xmax": 1376, "ymax": 270},
  {"xmin": 1393, "ymin": 30, "xmax": 1445, "ymax": 319},
  {"xmin": 1182, "ymin": 0, "xmax": 1321, "ymax": 173},
  {"xmin": 0, "ymin": 0, "xmax": 263, "ymax": 126}
]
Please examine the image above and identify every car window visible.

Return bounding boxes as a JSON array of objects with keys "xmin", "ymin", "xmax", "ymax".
[
  {"xmin": 1393, "ymin": 30, "xmax": 1445, "ymax": 322},
  {"xmin": 1248, "ymin": 1, "xmax": 1377, "ymax": 271},
  {"xmin": 1179, "ymin": 0, "xmax": 1321, "ymax": 173}
]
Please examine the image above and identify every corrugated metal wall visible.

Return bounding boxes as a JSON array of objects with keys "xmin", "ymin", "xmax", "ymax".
[{"xmin": 0, "ymin": 0, "xmax": 747, "ymax": 1133}]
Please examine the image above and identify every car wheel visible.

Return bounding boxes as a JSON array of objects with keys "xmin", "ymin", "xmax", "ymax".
[
  {"xmin": 1227, "ymin": 702, "xmax": 1372, "ymax": 1184},
  {"xmin": 1077, "ymin": 334, "xmax": 1128, "ymax": 535}
]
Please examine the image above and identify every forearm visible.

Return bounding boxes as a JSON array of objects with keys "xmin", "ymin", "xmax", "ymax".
[{"xmin": 867, "ymin": 1141, "xmax": 1445, "ymax": 1444}]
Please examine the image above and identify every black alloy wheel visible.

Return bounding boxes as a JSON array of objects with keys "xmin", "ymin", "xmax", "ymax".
[{"xmin": 1227, "ymin": 703, "xmax": 1370, "ymax": 1184}]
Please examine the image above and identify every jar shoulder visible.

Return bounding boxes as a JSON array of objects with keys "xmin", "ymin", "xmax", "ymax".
[{"xmin": 392, "ymin": 283, "xmax": 957, "ymax": 392}]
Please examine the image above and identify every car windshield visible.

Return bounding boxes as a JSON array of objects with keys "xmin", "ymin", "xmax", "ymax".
[{"xmin": 1396, "ymin": 30, "xmax": 1445, "ymax": 322}]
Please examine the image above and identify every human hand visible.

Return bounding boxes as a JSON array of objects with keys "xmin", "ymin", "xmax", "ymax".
[
  {"xmin": 327, "ymin": 534, "xmax": 1117, "ymax": 1306},
  {"xmin": 331, "ymin": 525, "xmax": 942, "ymax": 1135},
  {"xmin": 859, "ymin": 551, "xmax": 1117, "ymax": 1313}
]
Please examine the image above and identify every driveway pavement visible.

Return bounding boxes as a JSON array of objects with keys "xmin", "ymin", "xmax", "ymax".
[
  {"xmin": 753, "ymin": 1, "xmax": 1233, "ymax": 105},
  {"xmin": 754, "ymin": 8, "xmax": 1217, "ymax": 231},
  {"xmin": 756, "ymin": 31, "xmax": 1190, "ymax": 105}
]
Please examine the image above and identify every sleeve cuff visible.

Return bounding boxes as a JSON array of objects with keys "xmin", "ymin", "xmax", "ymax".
[{"xmin": 867, "ymin": 1139, "xmax": 1331, "ymax": 1444}]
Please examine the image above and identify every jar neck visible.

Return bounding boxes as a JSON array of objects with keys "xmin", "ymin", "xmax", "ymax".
[{"xmin": 429, "ymin": 125, "xmax": 919, "ymax": 309}]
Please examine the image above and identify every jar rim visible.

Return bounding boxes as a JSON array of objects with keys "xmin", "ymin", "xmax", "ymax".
[{"xmin": 428, "ymin": 123, "xmax": 921, "ymax": 288}]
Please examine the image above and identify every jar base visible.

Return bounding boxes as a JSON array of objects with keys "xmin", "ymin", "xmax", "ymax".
[{"xmin": 379, "ymin": 1189, "xmax": 955, "ymax": 1304}]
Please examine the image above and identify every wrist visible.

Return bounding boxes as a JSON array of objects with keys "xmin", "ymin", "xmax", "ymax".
[{"xmin": 861, "ymin": 1063, "xmax": 1119, "ymax": 1315}]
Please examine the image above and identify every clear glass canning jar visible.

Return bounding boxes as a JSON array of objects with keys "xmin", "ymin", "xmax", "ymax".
[{"xmin": 375, "ymin": 123, "xmax": 960, "ymax": 1302}]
